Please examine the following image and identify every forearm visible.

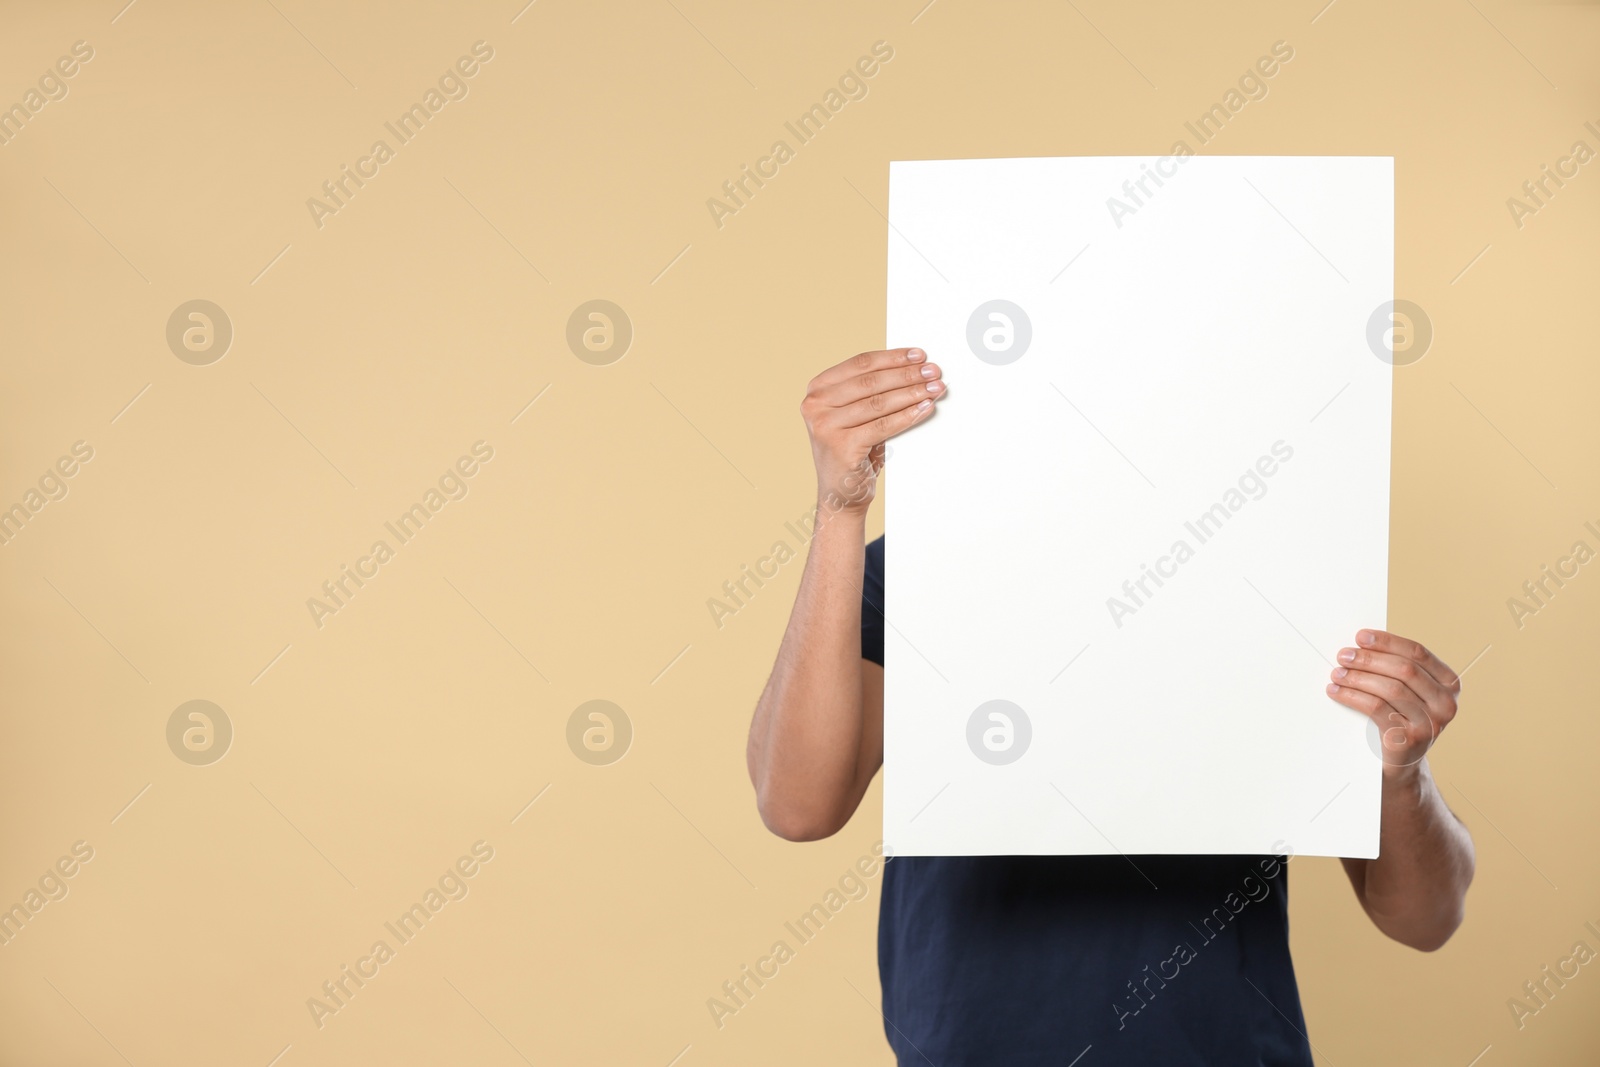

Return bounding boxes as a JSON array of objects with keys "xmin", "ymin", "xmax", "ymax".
[
  {"xmin": 750, "ymin": 344, "xmax": 939, "ymax": 840},
  {"xmin": 1347, "ymin": 758, "xmax": 1475, "ymax": 950},
  {"xmin": 746, "ymin": 506, "xmax": 877, "ymax": 840}
]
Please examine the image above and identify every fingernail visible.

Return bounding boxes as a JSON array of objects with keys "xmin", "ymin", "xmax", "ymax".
[
  {"xmin": 1337, "ymin": 648, "xmax": 1355, "ymax": 664},
  {"xmin": 907, "ymin": 348, "xmax": 925, "ymax": 361},
  {"xmin": 926, "ymin": 381, "xmax": 943, "ymax": 393},
  {"xmin": 920, "ymin": 364, "xmax": 938, "ymax": 378},
  {"xmin": 1357, "ymin": 630, "xmax": 1375, "ymax": 645},
  {"xmin": 1326, "ymin": 683, "xmax": 1340, "ymax": 694},
  {"xmin": 1332, "ymin": 667, "xmax": 1348, "ymax": 680},
  {"xmin": 916, "ymin": 399, "xmax": 932, "ymax": 412}
]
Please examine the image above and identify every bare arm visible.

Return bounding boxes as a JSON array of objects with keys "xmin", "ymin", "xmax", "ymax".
[
  {"xmin": 746, "ymin": 510, "xmax": 884, "ymax": 840},
  {"xmin": 1328, "ymin": 629, "xmax": 1476, "ymax": 951},
  {"xmin": 746, "ymin": 347, "xmax": 943, "ymax": 841}
]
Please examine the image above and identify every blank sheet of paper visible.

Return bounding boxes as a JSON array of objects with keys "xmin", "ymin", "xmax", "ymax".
[{"xmin": 884, "ymin": 156, "xmax": 1391, "ymax": 858}]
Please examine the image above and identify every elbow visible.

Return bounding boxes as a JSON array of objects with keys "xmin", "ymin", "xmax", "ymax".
[
  {"xmin": 761, "ymin": 812, "xmax": 842, "ymax": 843},
  {"xmin": 1402, "ymin": 926, "xmax": 1458, "ymax": 954},
  {"xmin": 747, "ymin": 739, "xmax": 853, "ymax": 842},
  {"xmin": 1376, "ymin": 832, "xmax": 1476, "ymax": 953},
  {"xmin": 1419, "ymin": 906, "xmax": 1468, "ymax": 953},
  {"xmin": 745, "ymin": 714, "xmax": 870, "ymax": 843},
  {"xmin": 752, "ymin": 781, "xmax": 848, "ymax": 843},
  {"xmin": 1407, "ymin": 850, "xmax": 1476, "ymax": 951},
  {"xmin": 1388, "ymin": 903, "xmax": 1467, "ymax": 953}
]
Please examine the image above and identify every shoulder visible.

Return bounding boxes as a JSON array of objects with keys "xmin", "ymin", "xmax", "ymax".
[{"xmin": 861, "ymin": 536, "xmax": 886, "ymax": 666}]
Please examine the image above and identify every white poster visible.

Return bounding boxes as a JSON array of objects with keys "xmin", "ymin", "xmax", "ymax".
[{"xmin": 884, "ymin": 156, "xmax": 1392, "ymax": 858}]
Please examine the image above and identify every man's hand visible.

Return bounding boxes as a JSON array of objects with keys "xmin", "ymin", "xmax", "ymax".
[
  {"xmin": 747, "ymin": 348, "xmax": 940, "ymax": 842},
  {"xmin": 1326, "ymin": 628, "xmax": 1460, "ymax": 774},
  {"xmin": 801, "ymin": 347, "xmax": 944, "ymax": 514},
  {"xmin": 1329, "ymin": 629, "xmax": 1475, "ymax": 951}
]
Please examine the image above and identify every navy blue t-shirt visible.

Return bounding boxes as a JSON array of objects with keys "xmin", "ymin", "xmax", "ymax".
[{"xmin": 862, "ymin": 536, "xmax": 1314, "ymax": 1066}]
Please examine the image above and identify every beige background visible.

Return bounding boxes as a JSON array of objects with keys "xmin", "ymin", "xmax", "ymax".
[{"xmin": 1, "ymin": 0, "xmax": 1596, "ymax": 1063}]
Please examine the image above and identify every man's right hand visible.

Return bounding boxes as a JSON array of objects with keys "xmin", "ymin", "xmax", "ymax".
[
  {"xmin": 746, "ymin": 348, "xmax": 938, "ymax": 841},
  {"xmin": 800, "ymin": 347, "xmax": 945, "ymax": 512}
]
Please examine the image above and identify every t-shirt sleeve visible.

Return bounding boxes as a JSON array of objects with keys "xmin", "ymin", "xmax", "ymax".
[{"xmin": 861, "ymin": 536, "xmax": 885, "ymax": 666}]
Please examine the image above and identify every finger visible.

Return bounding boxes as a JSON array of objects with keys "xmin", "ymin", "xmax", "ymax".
[
  {"xmin": 1325, "ymin": 680, "xmax": 1393, "ymax": 721},
  {"xmin": 849, "ymin": 395, "xmax": 936, "ymax": 448},
  {"xmin": 830, "ymin": 378, "xmax": 946, "ymax": 429},
  {"xmin": 1325, "ymin": 682, "xmax": 1434, "ymax": 764},
  {"xmin": 816, "ymin": 360, "xmax": 942, "ymax": 407},
  {"xmin": 1334, "ymin": 647, "xmax": 1450, "ymax": 714},
  {"xmin": 811, "ymin": 348, "xmax": 926, "ymax": 388},
  {"xmin": 1329, "ymin": 668, "xmax": 1429, "ymax": 725},
  {"xmin": 1355, "ymin": 629, "xmax": 1460, "ymax": 694}
]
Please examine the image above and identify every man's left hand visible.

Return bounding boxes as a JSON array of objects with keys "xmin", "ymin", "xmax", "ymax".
[{"xmin": 1327, "ymin": 629, "xmax": 1461, "ymax": 773}]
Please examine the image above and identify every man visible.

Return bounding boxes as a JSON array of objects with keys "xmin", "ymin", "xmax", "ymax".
[{"xmin": 746, "ymin": 346, "xmax": 1476, "ymax": 1065}]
